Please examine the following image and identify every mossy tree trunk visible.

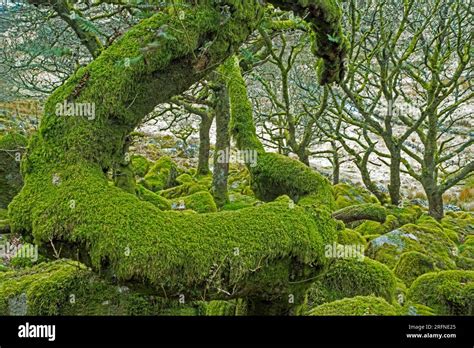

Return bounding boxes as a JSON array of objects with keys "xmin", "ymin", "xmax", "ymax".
[
  {"xmin": 331, "ymin": 140, "xmax": 340, "ymax": 185},
  {"xmin": 211, "ymin": 73, "xmax": 231, "ymax": 208},
  {"xmin": 197, "ymin": 113, "xmax": 213, "ymax": 176},
  {"xmin": 424, "ymin": 182, "xmax": 444, "ymax": 221},
  {"xmin": 113, "ymin": 136, "xmax": 136, "ymax": 194},
  {"xmin": 8, "ymin": 0, "xmax": 346, "ymax": 305},
  {"xmin": 388, "ymin": 149, "xmax": 401, "ymax": 206}
]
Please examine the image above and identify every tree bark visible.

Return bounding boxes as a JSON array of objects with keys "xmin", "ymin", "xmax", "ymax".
[
  {"xmin": 388, "ymin": 151, "xmax": 401, "ymax": 206},
  {"xmin": 211, "ymin": 74, "xmax": 231, "ymax": 208},
  {"xmin": 425, "ymin": 185, "xmax": 444, "ymax": 221},
  {"xmin": 331, "ymin": 141, "xmax": 340, "ymax": 185},
  {"xmin": 197, "ymin": 114, "xmax": 213, "ymax": 176}
]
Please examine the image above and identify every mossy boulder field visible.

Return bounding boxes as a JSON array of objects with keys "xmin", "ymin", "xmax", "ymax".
[{"xmin": 0, "ymin": 0, "xmax": 473, "ymax": 318}]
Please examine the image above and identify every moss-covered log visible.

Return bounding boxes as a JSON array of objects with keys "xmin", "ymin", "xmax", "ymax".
[{"xmin": 332, "ymin": 203, "xmax": 388, "ymax": 224}]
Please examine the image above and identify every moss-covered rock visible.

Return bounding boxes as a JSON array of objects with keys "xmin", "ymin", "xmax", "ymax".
[
  {"xmin": 355, "ymin": 220, "xmax": 385, "ymax": 236},
  {"xmin": 333, "ymin": 183, "xmax": 379, "ymax": 210},
  {"xmin": 250, "ymin": 152, "xmax": 335, "ymax": 210},
  {"xmin": 441, "ymin": 212, "xmax": 474, "ymax": 240},
  {"xmin": 136, "ymin": 184, "xmax": 171, "ymax": 211},
  {"xmin": 393, "ymin": 251, "xmax": 437, "ymax": 287},
  {"xmin": 176, "ymin": 173, "xmax": 194, "ymax": 185},
  {"xmin": 455, "ymin": 256, "xmax": 474, "ymax": 270},
  {"xmin": 388, "ymin": 205, "xmax": 424, "ymax": 226},
  {"xmin": 407, "ymin": 270, "xmax": 474, "ymax": 315},
  {"xmin": 170, "ymin": 191, "xmax": 217, "ymax": 213},
  {"xmin": 337, "ymin": 228, "xmax": 366, "ymax": 246},
  {"xmin": 222, "ymin": 193, "xmax": 260, "ymax": 211},
  {"xmin": 131, "ymin": 154, "xmax": 151, "ymax": 178},
  {"xmin": 159, "ymin": 174, "xmax": 212, "ymax": 199},
  {"xmin": 367, "ymin": 215, "xmax": 457, "ymax": 269},
  {"xmin": 228, "ymin": 165, "xmax": 251, "ymax": 193},
  {"xmin": 143, "ymin": 156, "xmax": 178, "ymax": 192},
  {"xmin": 459, "ymin": 236, "xmax": 474, "ymax": 259},
  {"xmin": 308, "ymin": 296, "xmax": 398, "ymax": 316},
  {"xmin": 355, "ymin": 205, "xmax": 423, "ymax": 236},
  {"xmin": 0, "ymin": 260, "xmax": 166, "ymax": 315},
  {"xmin": 0, "ymin": 133, "xmax": 28, "ymax": 209},
  {"xmin": 305, "ymin": 257, "xmax": 397, "ymax": 308}
]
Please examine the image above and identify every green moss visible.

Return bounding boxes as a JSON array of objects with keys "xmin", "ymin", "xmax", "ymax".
[
  {"xmin": 356, "ymin": 221, "xmax": 385, "ymax": 236},
  {"xmin": 251, "ymin": 152, "xmax": 335, "ymax": 209},
  {"xmin": 443, "ymin": 228, "xmax": 460, "ymax": 244},
  {"xmin": 136, "ymin": 184, "xmax": 171, "ymax": 211},
  {"xmin": 388, "ymin": 205, "xmax": 424, "ymax": 226},
  {"xmin": 395, "ymin": 277, "xmax": 407, "ymax": 305},
  {"xmin": 408, "ymin": 270, "xmax": 474, "ymax": 315},
  {"xmin": 0, "ymin": 133, "xmax": 28, "ymax": 209},
  {"xmin": 308, "ymin": 296, "xmax": 398, "ymax": 316},
  {"xmin": 223, "ymin": 56, "xmax": 265, "ymax": 153},
  {"xmin": 306, "ymin": 257, "xmax": 397, "ymax": 308},
  {"xmin": 455, "ymin": 256, "xmax": 474, "ymax": 270},
  {"xmin": 143, "ymin": 156, "xmax": 178, "ymax": 192},
  {"xmin": 176, "ymin": 173, "xmax": 194, "ymax": 184},
  {"xmin": 441, "ymin": 212, "xmax": 474, "ymax": 240},
  {"xmin": 294, "ymin": 0, "xmax": 348, "ymax": 84},
  {"xmin": 159, "ymin": 173, "xmax": 212, "ymax": 199},
  {"xmin": 200, "ymin": 300, "xmax": 242, "ymax": 316},
  {"xmin": 131, "ymin": 154, "xmax": 151, "ymax": 178},
  {"xmin": 333, "ymin": 183, "xmax": 379, "ymax": 210},
  {"xmin": 400, "ymin": 302, "xmax": 436, "ymax": 316},
  {"xmin": 170, "ymin": 191, "xmax": 217, "ymax": 213},
  {"xmin": 355, "ymin": 206, "xmax": 423, "ymax": 236},
  {"xmin": 393, "ymin": 251, "xmax": 437, "ymax": 287},
  {"xmin": 337, "ymin": 229, "xmax": 366, "ymax": 246},
  {"xmin": 459, "ymin": 236, "xmax": 474, "ymax": 259},
  {"xmin": 222, "ymin": 193, "xmax": 260, "ymax": 211},
  {"xmin": 228, "ymin": 166, "xmax": 251, "ymax": 193},
  {"xmin": 0, "ymin": 208, "xmax": 7, "ymax": 220},
  {"xmin": 160, "ymin": 182, "xmax": 208, "ymax": 199}
]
